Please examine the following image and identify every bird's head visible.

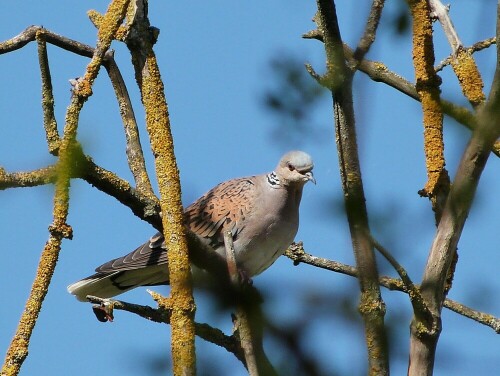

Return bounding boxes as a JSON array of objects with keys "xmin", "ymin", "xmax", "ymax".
[{"xmin": 276, "ymin": 150, "xmax": 315, "ymax": 186}]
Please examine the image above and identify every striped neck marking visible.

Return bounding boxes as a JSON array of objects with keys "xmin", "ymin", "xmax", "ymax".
[{"xmin": 266, "ymin": 171, "xmax": 281, "ymax": 188}]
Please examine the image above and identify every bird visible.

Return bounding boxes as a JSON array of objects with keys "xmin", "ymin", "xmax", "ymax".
[{"xmin": 68, "ymin": 151, "xmax": 315, "ymax": 301}]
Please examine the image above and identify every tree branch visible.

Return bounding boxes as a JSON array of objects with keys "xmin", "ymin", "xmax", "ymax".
[
  {"xmin": 408, "ymin": 3, "xmax": 500, "ymax": 373},
  {"xmin": 353, "ymin": 0, "xmax": 385, "ymax": 64},
  {"xmin": 85, "ymin": 295, "xmax": 247, "ymax": 365},
  {"xmin": 312, "ymin": 1, "xmax": 389, "ymax": 374},
  {"xmin": 408, "ymin": 0, "xmax": 450, "ymax": 223},
  {"xmin": 435, "ymin": 37, "xmax": 496, "ymax": 72},
  {"xmin": 223, "ymin": 232, "xmax": 259, "ymax": 376},
  {"xmin": 284, "ymin": 243, "xmax": 500, "ymax": 334},
  {"xmin": 124, "ymin": 2, "xmax": 196, "ymax": 374},
  {"xmin": 430, "ymin": 0, "xmax": 486, "ymax": 108}
]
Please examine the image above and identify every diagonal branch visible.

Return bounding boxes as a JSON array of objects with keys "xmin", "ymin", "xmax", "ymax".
[
  {"xmin": 430, "ymin": 0, "xmax": 486, "ymax": 108},
  {"xmin": 353, "ymin": 0, "xmax": 385, "ymax": 64},
  {"xmin": 103, "ymin": 52, "xmax": 156, "ymax": 200},
  {"xmin": 408, "ymin": 4, "xmax": 500, "ymax": 374},
  {"xmin": 371, "ymin": 237, "xmax": 437, "ymax": 332}
]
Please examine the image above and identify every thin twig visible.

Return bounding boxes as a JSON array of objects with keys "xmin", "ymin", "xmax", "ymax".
[
  {"xmin": 0, "ymin": 165, "xmax": 57, "ymax": 189},
  {"xmin": 353, "ymin": 0, "xmax": 385, "ymax": 64},
  {"xmin": 435, "ymin": 37, "xmax": 496, "ymax": 72},
  {"xmin": 103, "ymin": 49, "xmax": 156, "ymax": 199}
]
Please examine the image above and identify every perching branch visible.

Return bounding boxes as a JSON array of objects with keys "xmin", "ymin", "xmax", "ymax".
[
  {"xmin": 284, "ymin": 243, "xmax": 500, "ymax": 334},
  {"xmin": 86, "ymin": 295, "xmax": 247, "ymax": 365}
]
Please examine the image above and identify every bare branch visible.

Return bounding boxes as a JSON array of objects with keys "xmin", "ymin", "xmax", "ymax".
[
  {"xmin": 125, "ymin": 2, "xmax": 196, "ymax": 374},
  {"xmin": 0, "ymin": 165, "xmax": 56, "ymax": 189},
  {"xmin": 371, "ymin": 237, "xmax": 437, "ymax": 333},
  {"xmin": 435, "ymin": 37, "xmax": 496, "ymax": 72},
  {"xmin": 353, "ymin": 0, "xmax": 385, "ymax": 63},
  {"xmin": 223, "ymin": 232, "xmax": 259, "ymax": 376},
  {"xmin": 313, "ymin": 1, "xmax": 389, "ymax": 373},
  {"xmin": 85, "ymin": 295, "xmax": 247, "ymax": 364},
  {"xmin": 430, "ymin": 0, "xmax": 486, "ymax": 108},
  {"xmin": 104, "ymin": 55, "xmax": 156, "ymax": 199},
  {"xmin": 285, "ymin": 243, "xmax": 500, "ymax": 334},
  {"xmin": 36, "ymin": 37, "xmax": 60, "ymax": 154},
  {"xmin": 429, "ymin": 0, "xmax": 462, "ymax": 53}
]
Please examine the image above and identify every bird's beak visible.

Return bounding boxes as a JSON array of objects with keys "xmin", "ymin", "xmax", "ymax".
[{"xmin": 305, "ymin": 171, "xmax": 316, "ymax": 184}]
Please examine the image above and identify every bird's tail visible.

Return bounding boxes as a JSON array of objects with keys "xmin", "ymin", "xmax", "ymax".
[{"xmin": 67, "ymin": 265, "xmax": 169, "ymax": 301}]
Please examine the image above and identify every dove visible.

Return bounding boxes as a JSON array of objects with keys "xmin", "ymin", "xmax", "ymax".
[{"xmin": 68, "ymin": 151, "xmax": 315, "ymax": 301}]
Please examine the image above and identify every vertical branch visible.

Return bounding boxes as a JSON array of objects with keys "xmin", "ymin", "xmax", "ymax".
[
  {"xmin": 104, "ymin": 56, "xmax": 156, "ymax": 200},
  {"xmin": 223, "ymin": 232, "xmax": 259, "ymax": 376},
  {"xmin": 36, "ymin": 34, "xmax": 60, "ymax": 155},
  {"xmin": 407, "ymin": 0, "xmax": 450, "ymax": 222},
  {"xmin": 311, "ymin": 1, "xmax": 389, "ymax": 374},
  {"xmin": 125, "ymin": 2, "xmax": 196, "ymax": 374},
  {"xmin": 408, "ymin": 3, "xmax": 500, "ymax": 375},
  {"xmin": 429, "ymin": 0, "xmax": 486, "ymax": 108}
]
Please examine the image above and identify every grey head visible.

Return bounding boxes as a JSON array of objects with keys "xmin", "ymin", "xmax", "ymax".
[{"xmin": 275, "ymin": 150, "xmax": 315, "ymax": 186}]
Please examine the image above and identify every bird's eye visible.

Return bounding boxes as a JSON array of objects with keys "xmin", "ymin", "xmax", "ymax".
[{"xmin": 287, "ymin": 163, "xmax": 295, "ymax": 171}]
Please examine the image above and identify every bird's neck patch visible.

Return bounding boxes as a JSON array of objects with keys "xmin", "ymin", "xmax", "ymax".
[{"xmin": 266, "ymin": 171, "xmax": 281, "ymax": 188}]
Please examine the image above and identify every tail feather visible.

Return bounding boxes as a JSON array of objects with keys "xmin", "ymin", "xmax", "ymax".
[{"xmin": 67, "ymin": 265, "xmax": 169, "ymax": 301}]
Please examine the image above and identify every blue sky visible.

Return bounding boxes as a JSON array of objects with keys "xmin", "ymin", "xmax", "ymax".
[{"xmin": 1, "ymin": 1, "xmax": 499, "ymax": 375}]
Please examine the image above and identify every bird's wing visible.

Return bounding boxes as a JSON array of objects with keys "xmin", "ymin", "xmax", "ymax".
[
  {"xmin": 95, "ymin": 232, "xmax": 167, "ymax": 272},
  {"xmin": 94, "ymin": 177, "xmax": 258, "ymax": 273},
  {"xmin": 184, "ymin": 176, "xmax": 257, "ymax": 248}
]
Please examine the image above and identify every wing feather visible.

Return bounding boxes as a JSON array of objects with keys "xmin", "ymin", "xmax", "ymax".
[{"xmin": 95, "ymin": 177, "xmax": 257, "ymax": 273}]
